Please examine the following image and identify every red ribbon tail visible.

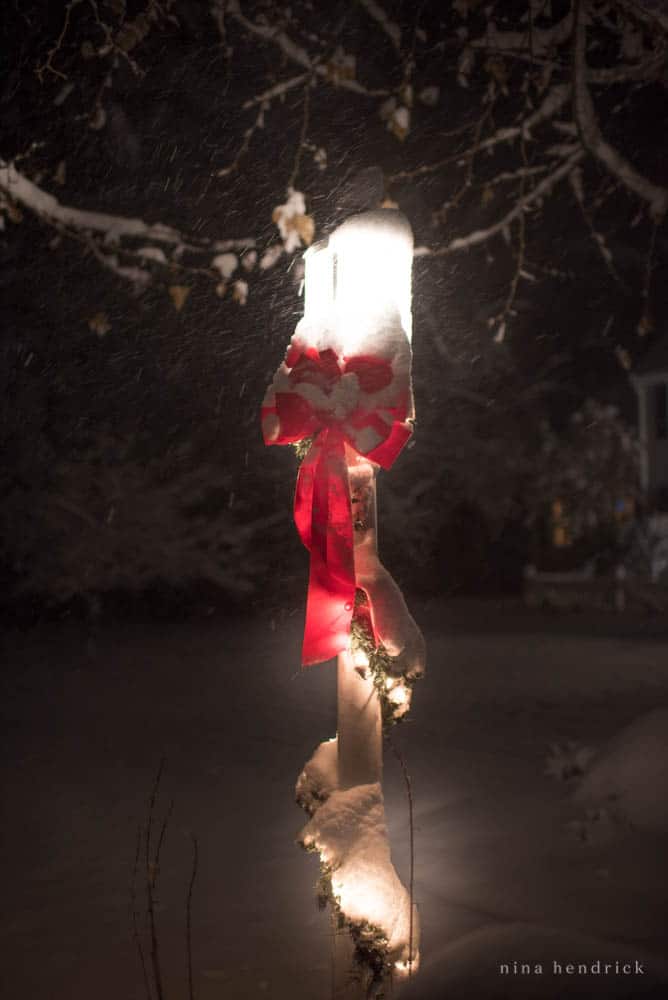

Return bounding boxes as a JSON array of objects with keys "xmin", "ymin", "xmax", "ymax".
[{"xmin": 296, "ymin": 431, "xmax": 356, "ymax": 666}]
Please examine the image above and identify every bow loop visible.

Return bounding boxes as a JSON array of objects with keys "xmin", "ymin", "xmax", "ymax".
[{"xmin": 262, "ymin": 341, "xmax": 412, "ymax": 665}]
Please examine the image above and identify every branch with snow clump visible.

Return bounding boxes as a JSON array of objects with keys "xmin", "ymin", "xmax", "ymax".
[
  {"xmin": 226, "ymin": 0, "xmax": 389, "ymax": 97},
  {"xmin": 357, "ymin": 0, "xmax": 402, "ymax": 52},
  {"xmin": 416, "ymin": 148, "xmax": 584, "ymax": 256},
  {"xmin": 0, "ymin": 158, "xmax": 256, "ymax": 289}
]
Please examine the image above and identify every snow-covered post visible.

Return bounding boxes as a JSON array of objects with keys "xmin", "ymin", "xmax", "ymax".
[
  {"xmin": 262, "ymin": 209, "xmax": 425, "ymax": 997},
  {"xmin": 337, "ymin": 454, "xmax": 383, "ymax": 791},
  {"xmin": 328, "ymin": 211, "xmax": 413, "ymax": 796}
]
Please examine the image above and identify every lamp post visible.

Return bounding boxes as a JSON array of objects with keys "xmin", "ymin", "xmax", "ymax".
[{"xmin": 263, "ymin": 208, "xmax": 425, "ymax": 997}]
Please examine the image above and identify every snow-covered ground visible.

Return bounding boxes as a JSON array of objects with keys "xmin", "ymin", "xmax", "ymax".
[{"xmin": 2, "ymin": 600, "xmax": 668, "ymax": 999}]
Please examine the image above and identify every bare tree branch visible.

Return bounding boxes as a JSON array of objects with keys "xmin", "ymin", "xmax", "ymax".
[
  {"xmin": 572, "ymin": 0, "xmax": 668, "ymax": 221},
  {"xmin": 357, "ymin": 0, "xmax": 401, "ymax": 52},
  {"xmin": 419, "ymin": 149, "xmax": 584, "ymax": 256},
  {"xmin": 470, "ymin": 9, "xmax": 574, "ymax": 57},
  {"xmin": 287, "ymin": 77, "xmax": 312, "ymax": 189},
  {"xmin": 242, "ymin": 73, "xmax": 308, "ymax": 109},
  {"xmin": 226, "ymin": 0, "xmax": 389, "ymax": 97},
  {"xmin": 614, "ymin": 0, "xmax": 668, "ymax": 35}
]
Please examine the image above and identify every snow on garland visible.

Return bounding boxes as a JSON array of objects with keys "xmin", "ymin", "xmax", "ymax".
[
  {"xmin": 300, "ymin": 781, "xmax": 419, "ymax": 976},
  {"xmin": 296, "ymin": 737, "xmax": 419, "ymax": 984}
]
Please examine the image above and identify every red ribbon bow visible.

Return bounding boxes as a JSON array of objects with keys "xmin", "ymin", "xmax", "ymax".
[{"xmin": 262, "ymin": 343, "xmax": 412, "ymax": 665}]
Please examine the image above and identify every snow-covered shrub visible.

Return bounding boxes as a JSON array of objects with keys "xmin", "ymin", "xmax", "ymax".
[
  {"xmin": 546, "ymin": 710, "xmax": 668, "ymax": 841},
  {"xmin": 545, "ymin": 741, "xmax": 596, "ymax": 783},
  {"xmin": 574, "ymin": 708, "xmax": 668, "ymax": 834},
  {"xmin": 1, "ymin": 430, "xmax": 287, "ymax": 611},
  {"xmin": 623, "ymin": 513, "xmax": 668, "ymax": 583}
]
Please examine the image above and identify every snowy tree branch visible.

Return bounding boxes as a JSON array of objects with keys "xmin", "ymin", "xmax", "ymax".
[
  {"xmin": 470, "ymin": 10, "xmax": 574, "ymax": 57},
  {"xmin": 242, "ymin": 73, "xmax": 309, "ymax": 109},
  {"xmin": 0, "ymin": 158, "xmax": 256, "ymax": 288},
  {"xmin": 420, "ymin": 149, "xmax": 585, "ymax": 256},
  {"xmin": 226, "ymin": 0, "xmax": 388, "ymax": 96},
  {"xmin": 614, "ymin": 0, "xmax": 668, "ymax": 35},
  {"xmin": 478, "ymin": 83, "xmax": 572, "ymax": 152},
  {"xmin": 357, "ymin": 0, "xmax": 402, "ymax": 52},
  {"xmin": 569, "ymin": 165, "xmax": 625, "ymax": 286},
  {"xmin": 0, "ymin": 159, "xmax": 180, "ymax": 244},
  {"xmin": 395, "ymin": 83, "xmax": 571, "ymax": 185}
]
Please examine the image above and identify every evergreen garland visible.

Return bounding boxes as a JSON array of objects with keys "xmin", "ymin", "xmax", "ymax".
[{"xmin": 350, "ymin": 589, "xmax": 417, "ymax": 728}]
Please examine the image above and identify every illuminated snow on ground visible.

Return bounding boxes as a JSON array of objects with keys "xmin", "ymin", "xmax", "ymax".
[{"xmin": 2, "ymin": 600, "xmax": 668, "ymax": 999}]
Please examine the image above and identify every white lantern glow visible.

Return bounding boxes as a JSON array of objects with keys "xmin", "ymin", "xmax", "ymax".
[
  {"xmin": 329, "ymin": 209, "xmax": 414, "ymax": 342},
  {"xmin": 303, "ymin": 238, "xmax": 334, "ymax": 322},
  {"xmin": 302, "ymin": 209, "xmax": 414, "ymax": 344}
]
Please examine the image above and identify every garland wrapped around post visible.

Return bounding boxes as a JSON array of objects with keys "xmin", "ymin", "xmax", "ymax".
[{"xmin": 262, "ymin": 209, "xmax": 426, "ymax": 997}]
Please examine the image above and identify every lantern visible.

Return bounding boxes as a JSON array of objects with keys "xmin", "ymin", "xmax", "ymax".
[{"xmin": 263, "ymin": 208, "xmax": 425, "ymax": 996}]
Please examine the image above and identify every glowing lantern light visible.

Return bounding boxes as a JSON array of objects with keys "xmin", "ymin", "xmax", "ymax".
[
  {"xmin": 303, "ymin": 239, "xmax": 334, "ymax": 322},
  {"xmin": 303, "ymin": 208, "xmax": 414, "ymax": 345},
  {"xmin": 328, "ymin": 209, "xmax": 414, "ymax": 342}
]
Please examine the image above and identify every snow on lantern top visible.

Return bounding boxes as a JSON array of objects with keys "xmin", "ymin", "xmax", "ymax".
[{"xmin": 303, "ymin": 209, "xmax": 414, "ymax": 344}]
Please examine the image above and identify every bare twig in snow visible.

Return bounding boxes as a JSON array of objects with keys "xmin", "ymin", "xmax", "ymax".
[
  {"xmin": 146, "ymin": 758, "xmax": 166, "ymax": 1000},
  {"xmin": 131, "ymin": 825, "xmax": 153, "ymax": 1000},
  {"xmin": 186, "ymin": 835, "xmax": 199, "ymax": 1000}
]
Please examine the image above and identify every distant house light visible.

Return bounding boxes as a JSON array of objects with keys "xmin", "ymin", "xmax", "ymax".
[{"xmin": 551, "ymin": 498, "xmax": 571, "ymax": 548}]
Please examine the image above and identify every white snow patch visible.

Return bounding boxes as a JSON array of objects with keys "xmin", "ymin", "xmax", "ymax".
[
  {"xmin": 351, "ymin": 424, "xmax": 384, "ymax": 454},
  {"xmin": 299, "ymin": 782, "xmax": 418, "ymax": 964},
  {"xmin": 338, "ymin": 306, "xmax": 411, "ymax": 370},
  {"xmin": 292, "ymin": 316, "xmax": 344, "ymax": 357},
  {"xmin": 264, "ymin": 310, "xmax": 412, "ymax": 443},
  {"xmin": 212, "ymin": 252, "xmax": 238, "ymax": 279},
  {"xmin": 574, "ymin": 707, "xmax": 668, "ymax": 833},
  {"xmin": 137, "ymin": 246, "xmax": 167, "ymax": 264},
  {"xmin": 232, "ymin": 279, "xmax": 248, "ymax": 305},
  {"xmin": 295, "ymin": 737, "xmax": 339, "ymax": 813},
  {"xmin": 260, "ymin": 244, "xmax": 284, "ymax": 270},
  {"xmin": 401, "ymin": 922, "xmax": 668, "ymax": 998},
  {"xmin": 272, "ymin": 188, "xmax": 308, "ymax": 254}
]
